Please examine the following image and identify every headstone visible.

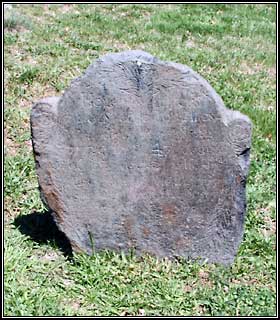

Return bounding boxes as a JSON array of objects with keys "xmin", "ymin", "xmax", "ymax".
[{"xmin": 31, "ymin": 50, "xmax": 252, "ymax": 265}]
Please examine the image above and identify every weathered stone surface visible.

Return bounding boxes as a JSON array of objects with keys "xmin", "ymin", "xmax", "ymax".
[{"xmin": 31, "ymin": 50, "xmax": 252, "ymax": 265}]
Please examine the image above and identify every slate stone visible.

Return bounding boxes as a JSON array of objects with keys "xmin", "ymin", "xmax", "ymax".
[{"xmin": 31, "ymin": 50, "xmax": 252, "ymax": 265}]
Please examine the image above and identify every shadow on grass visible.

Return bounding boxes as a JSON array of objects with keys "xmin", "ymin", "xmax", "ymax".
[{"xmin": 13, "ymin": 210, "xmax": 73, "ymax": 260}]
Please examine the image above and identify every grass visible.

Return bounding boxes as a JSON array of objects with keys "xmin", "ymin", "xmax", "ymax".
[{"xmin": 3, "ymin": 3, "xmax": 276, "ymax": 317}]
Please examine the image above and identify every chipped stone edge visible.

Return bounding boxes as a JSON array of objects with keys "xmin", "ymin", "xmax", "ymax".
[{"xmin": 31, "ymin": 96, "xmax": 84, "ymax": 253}]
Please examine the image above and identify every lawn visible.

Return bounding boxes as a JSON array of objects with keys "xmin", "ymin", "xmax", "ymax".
[{"xmin": 3, "ymin": 3, "xmax": 276, "ymax": 316}]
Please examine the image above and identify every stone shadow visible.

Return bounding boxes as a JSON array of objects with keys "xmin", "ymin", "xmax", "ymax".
[{"xmin": 14, "ymin": 210, "xmax": 73, "ymax": 260}]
